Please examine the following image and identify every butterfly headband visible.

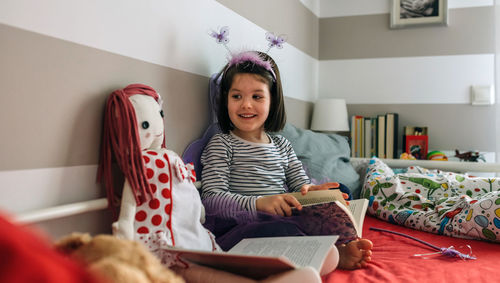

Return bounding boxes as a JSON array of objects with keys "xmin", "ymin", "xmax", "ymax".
[{"xmin": 210, "ymin": 26, "xmax": 287, "ymax": 80}]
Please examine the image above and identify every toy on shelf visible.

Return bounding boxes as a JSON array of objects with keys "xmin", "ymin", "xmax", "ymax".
[
  {"xmin": 454, "ymin": 150, "xmax": 485, "ymax": 162},
  {"xmin": 400, "ymin": 152, "xmax": 416, "ymax": 160},
  {"xmin": 403, "ymin": 126, "xmax": 428, "ymax": 160},
  {"xmin": 426, "ymin": 151, "xmax": 448, "ymax": 161}
]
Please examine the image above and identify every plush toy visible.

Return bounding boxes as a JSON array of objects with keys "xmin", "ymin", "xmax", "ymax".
[
  {"xmin": 400, "ymin": 152, "xmax": 417, "ymax": 160},
  {"xmin": 55, "ymin": 233, "xmax": 185, "ymax": 283}
]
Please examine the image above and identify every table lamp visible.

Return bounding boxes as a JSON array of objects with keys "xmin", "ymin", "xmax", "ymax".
[{"xmin": 310, "ymin": 98, "xmax": 349, "ymax": 133}]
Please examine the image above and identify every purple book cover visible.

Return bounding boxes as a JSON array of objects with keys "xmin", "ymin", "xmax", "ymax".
[{"xmin": 292, "ymin": 202, "xmax": 358, "ymax": 244}]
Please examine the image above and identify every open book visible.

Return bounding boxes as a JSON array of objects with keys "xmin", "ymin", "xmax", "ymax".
[
  {"xmin": 168, "ymin": 235, "xmax": 338, "ymax": 280},
  {"xmin": 167, "ymin": 191, "xmax": 368, "ymax": 279},
  {"xmin": 287, "ymin": 189, "xmax": 369, "ymax": 238}
]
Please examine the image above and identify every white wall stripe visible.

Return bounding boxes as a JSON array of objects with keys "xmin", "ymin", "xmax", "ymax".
[
  {"xmin": 0, "ymin": 0, "xmax": 318, "ymax": 102},
  {"xmin": 300, "ymin": 0, "xmax": 321, "ymax": 17},
  {"xmin": 0, "ymin": 165, "xmax": 102, "ymax": 214},
  {"xmin": 318, "ymin": 0, "xmax": 493, "ymax": 18},
  {"xmin": 319, "ymin": 54, "xmax": 495, "ymax": 104}
]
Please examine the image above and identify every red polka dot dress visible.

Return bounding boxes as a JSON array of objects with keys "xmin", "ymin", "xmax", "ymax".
[{"xmin": 134, "ymin": 149, "xmax": 219, "ymax": 265}]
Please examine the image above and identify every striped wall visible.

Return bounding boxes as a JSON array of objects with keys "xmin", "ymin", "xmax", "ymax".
[
  {"xmin": 0, "ymin": 0, "xmax": 498, "ymax": 237},
  {"xmin": 317, "ymin": 1, "xmax": 498, "ymax": 157},
  {"xmin": 0, "ymin": 0, "xmax": 315, "ymax": 237}
]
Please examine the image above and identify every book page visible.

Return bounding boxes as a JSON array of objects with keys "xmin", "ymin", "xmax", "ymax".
[
  {"xmin": 287, "ymin": 189, "xmax": 347, "ymax": 207},
  {"xmin": 346, "ymin": 198, "xmax": 369, "ymax": 235},
  {"xmin": 228, "ymin": 235, "xmax": 338, "ymax": 272}
]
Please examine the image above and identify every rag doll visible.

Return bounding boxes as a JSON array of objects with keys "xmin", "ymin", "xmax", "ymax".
[
  {"xmin": 97, "ymin": 84, "xmax": 323, "ymax": 283},
  {"xmin": 97, "ymin": 84, "xmax": 219, "ymax": 259}
]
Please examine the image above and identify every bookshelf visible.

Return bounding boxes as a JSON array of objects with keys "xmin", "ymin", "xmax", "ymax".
[{"xmin": 350, "ymin": 113, "xmax": 398, "ymax": 159}]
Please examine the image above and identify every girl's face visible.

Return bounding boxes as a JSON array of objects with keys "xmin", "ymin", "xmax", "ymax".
[
  {"xmin": 129, "ymin": 94, "xmax": 164, "ymax": 150},
  {"xmin": 227, "ymin": 73, "xmax": 271, "ymax": 143}
]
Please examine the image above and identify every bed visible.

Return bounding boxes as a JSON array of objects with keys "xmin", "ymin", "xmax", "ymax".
[
  {"xmin": 277, "ymin": 125, "xmax": 500, "ymax": 282},
  {"xmin": 11, "ymin": 75, "xmax": 500, "ymax": 281},
  {"xmin": 325, "ymin": 214, "xmax": 500, "ymax": 282},
  {"xmin": 13, "ymin": 147, "xmax": 500, "ymax": 283}
]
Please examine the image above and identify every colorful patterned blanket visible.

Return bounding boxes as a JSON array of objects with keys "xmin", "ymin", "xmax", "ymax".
[{"xmin": 361, "ymin": 158, "xmax": 500, "ymax": 243}]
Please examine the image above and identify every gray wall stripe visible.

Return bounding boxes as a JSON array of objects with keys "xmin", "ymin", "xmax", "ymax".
[
  {"xmin": 0, "ymin": 23, "xmax": 312, "ymax": 171},
  {"xmin": 347, "ymin": 104, "xmax": 497, "ymax": 153},
  {"xmin": 320, "ymin": 6, "xmax": 495, "ymax": 60}
]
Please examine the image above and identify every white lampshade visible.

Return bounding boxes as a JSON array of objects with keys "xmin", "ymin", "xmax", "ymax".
[{"xmin": 310, "ymin": 98, "xmax": 350, "ymax": 132}]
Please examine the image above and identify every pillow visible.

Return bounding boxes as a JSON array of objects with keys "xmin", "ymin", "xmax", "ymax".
[
  {"xmin": 362, "ymin": 157, "xmax": 500, "ymax": 242},
  {"xmin": 276, "ymin": 124, "xmax": 361, "ymax": 198},
  {"xmin": 182, "ymin": 73, "xmax": 221, "ymax": 178}
]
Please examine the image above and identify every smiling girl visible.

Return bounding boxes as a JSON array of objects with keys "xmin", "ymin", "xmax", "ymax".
[{"xmin": 201, "ymin": 51, "xmax": 373, "ymax": 269}]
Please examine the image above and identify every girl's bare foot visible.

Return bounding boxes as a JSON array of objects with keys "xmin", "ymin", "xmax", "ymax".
[{"xmin": 337, "ymin": 238, "xmax": 373, "ymax": 269}]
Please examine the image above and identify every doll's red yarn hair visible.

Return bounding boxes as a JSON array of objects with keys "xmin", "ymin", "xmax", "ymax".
[{"xmin": 97, "ymin": 84, "xmax": 165, "ymax": 219}]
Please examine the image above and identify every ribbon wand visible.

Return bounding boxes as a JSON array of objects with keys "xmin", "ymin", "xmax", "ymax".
[{"xmin": 370, "ymin": 227, "xmax": 476, "ymax": 260}]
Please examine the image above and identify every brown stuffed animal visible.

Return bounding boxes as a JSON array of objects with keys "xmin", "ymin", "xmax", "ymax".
[{"xmin": 55, "ymin": 233, "xmax": 184, "ymax": 283}]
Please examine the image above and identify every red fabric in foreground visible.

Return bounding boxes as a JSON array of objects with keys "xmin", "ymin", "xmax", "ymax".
[
  {"xmin": 0, "ymin": 213, "xmax": 103, "ymax": 283},
  {"xmin": 323, "ymin": 215, "xmax": 500, "ymax": 283}
]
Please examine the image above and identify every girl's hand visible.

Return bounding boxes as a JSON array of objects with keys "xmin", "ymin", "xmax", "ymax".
[
  {"xmin": 300, "ymin": 182, "xmax": 339, "ymax": 195},
  {"xmin": 256, "ymin": 194, "xmax": 302, "ymax": 216}
]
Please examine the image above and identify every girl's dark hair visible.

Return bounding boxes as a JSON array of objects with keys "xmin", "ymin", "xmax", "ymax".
[{"xmin": 217, "ymin": 51, "xmax": 286, "ymax": 133}]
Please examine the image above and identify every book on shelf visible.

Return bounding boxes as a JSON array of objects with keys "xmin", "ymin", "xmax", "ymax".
[
  {"xmin": 356, "ymin": 116, "xmax": 364, "ymax": 157},
  {"xmin": 350, "ymin": 116, "xmax": 356, "ymax": 157},
  {"xmin": 376, "ymin": 115, "xmax": 386, "ymax": 158},
  {"xmin": 370, "ymin": 117, "xmax": 377, "ymax": 158},
  {"xmin": 350, "ymin": 115, "xmax": 364, "ymax": 157},
  {"xmin": 351, "ymin": 113, "xmax": 401, "ymax": 159},
  {"xmin": 364, "ymin": 117, "xmax": 372, "ymax": 158},
  {"xmin": 364, "ymin": 117, "xmax": 377, "ymax": 158},
  {"xmin": 385, "ymin": 113, "xmax": 399, "ymax": 159},
  {"xmin": 168, "ymin": 190, "xmax": 369, "ymax": 279}
]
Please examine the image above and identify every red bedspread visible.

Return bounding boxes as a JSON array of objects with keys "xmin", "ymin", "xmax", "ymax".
[{"xmin": 324, "ymin": 215, "xmax": 500, "ymax": 283}]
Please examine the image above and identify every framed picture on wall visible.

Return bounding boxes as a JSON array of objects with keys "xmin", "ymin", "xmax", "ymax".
[{"xmin": 390, "ymin": 0, "xmax": 448, "ymax": 29}]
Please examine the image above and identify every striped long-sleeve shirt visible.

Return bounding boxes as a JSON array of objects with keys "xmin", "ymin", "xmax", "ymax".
[{"xmin": 200, "ymin": 132, "xmax": 310, "ymax": 212}]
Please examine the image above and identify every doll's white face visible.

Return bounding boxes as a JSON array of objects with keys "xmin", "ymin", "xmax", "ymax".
[{"xmin": 129, "ymin": 94, "xmax": 164, "ymax": 150}]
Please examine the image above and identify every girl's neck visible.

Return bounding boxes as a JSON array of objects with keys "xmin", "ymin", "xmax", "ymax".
[{"xmin": 231, "ymin": 129, "xmax": 270, "ymax": 144}]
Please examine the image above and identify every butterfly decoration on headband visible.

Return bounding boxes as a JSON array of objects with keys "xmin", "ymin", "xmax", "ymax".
[
  {"xmin": 210, "ymin": 26, "xmax": 231, "ymax": 53},
  {"xmin": 265, "ymin": 32, "xmax": 287, "ymax": 53},
  {"xmin": 210, "ymin": 26, "xmax": 229, "ymax": 44},
  {"xmin": 209, "ymin": 25, "xmax": 286, "ymax": 80}
]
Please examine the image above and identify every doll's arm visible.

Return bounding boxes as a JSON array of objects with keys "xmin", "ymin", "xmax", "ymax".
[{"xmin": 112, "ymin": 180, "xmax": 136, "ymax": 240}]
